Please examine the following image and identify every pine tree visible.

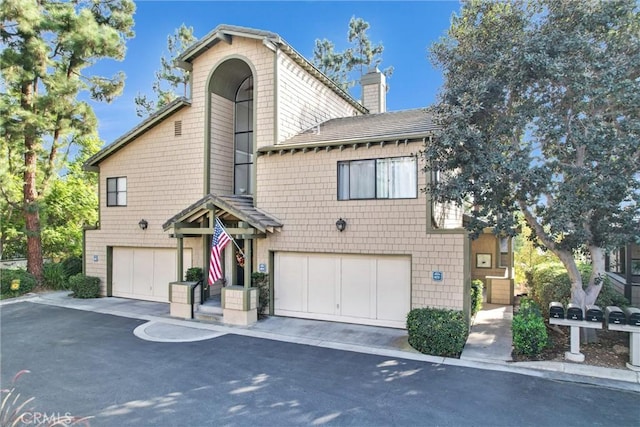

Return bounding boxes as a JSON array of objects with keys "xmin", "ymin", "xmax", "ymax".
[
  {"xmin": 0, "ymin": 0, "xmax": 135, "ymax": 282},
  {"xmin": 134, "ymin": 24, "xmax": 196, "ymax": 117}
]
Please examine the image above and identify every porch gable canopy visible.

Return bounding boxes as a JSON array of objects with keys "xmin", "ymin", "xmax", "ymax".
[{"xmin": 163, "ymin": 194, "xmax": 283, "ymax": 237}]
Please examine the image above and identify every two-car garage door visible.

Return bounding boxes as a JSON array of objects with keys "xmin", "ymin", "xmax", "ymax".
[
  {"xmin": 274, "ymin": 252, "xmax": 411, "ymax": 328},
  {"xmin": 112, "ymin": 247, "xmax": 192, "ymax": 303}
]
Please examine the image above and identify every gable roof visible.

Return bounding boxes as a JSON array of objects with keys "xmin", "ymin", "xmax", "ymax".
[
  {"xmin": 163, "ymin": 194, "xmax": 283, "ymax": 234},
  {"xmin": 258, "ymin": 108, "xmax": 437, "ymax": 154},
  {"xmin": 84, "ymin": 97, "xmax": 190, "ymax": 171},
  {"xmin": 176, "ymin": 24, "xmax": 367, "ymax": 115}
]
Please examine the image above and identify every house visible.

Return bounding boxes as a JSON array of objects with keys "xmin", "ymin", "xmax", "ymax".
[
  {"xmin": 83, "ymin": 24, "xmax": 511, "ymax": 328},
  {"xmin": 605, "ymin": 243, "xmax": 640, "ymax": 305}
]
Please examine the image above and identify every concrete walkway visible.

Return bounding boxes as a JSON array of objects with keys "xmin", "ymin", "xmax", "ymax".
[
  {"xmin": 461, "ymin": 304, "xmax": 513, "ymax": 363},
  {"xmin": 3, "ymin": 291, "xmax": 639, "ymax": 392}
]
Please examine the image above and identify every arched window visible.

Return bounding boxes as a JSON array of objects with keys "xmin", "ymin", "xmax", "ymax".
[{"xmin": 234, "ymin": 76, "xmax": 253, "ymax": 195}]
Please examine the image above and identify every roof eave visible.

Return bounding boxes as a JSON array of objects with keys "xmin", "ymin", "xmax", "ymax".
[
  {"xmin": 257, "ymin": 131, "xmax": 435, "ymax": 154},
  {"xmin": 83, "ymin": 98, "xmax": 191, "ymax": 171}
]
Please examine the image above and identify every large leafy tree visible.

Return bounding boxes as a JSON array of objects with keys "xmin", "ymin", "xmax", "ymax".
[
  {"xmin": 134, "ymin": 24, "xmax": 196, "ymax": 117},
  {"xmin": 426, "ymin": 0, "xmax": 640, "ymax": 310},
  {"xmin": 0, "ymin": 0, "xmax": 135, "ymax": 282},
  {"xmin": 312, "ymin": 16, "xmax": 392, "ymax": 91}
]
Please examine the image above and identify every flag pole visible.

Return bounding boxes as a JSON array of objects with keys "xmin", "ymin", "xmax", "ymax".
[{"xmin": 216, "ymin": 217, "xmax": 245, "ymax": 257}]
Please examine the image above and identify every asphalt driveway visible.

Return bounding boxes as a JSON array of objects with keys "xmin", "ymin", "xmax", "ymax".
[{"xmin": 1, "ymin": 302, "xmax": 639, "ymax": 426}]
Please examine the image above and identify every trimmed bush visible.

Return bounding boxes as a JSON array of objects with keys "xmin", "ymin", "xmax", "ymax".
[
  {"xmin": 407, "ymin": 307, "xmax": 468, "ymax": 357},
  {"xmin": 61, "ymin": 255, "xmax": 83, "ymax": 278},
  {"xmin": 512, "ymin": 297, "xmax": 548, "ymax": 356},
  {"xmin": 529, "ymin": 262, "xmax": 629, "ymax": 317},
  {"xmin": 471, "ymin": 279, "xmax": 483, "ymax": 316},
  {"xmin": 252, "ymin": 272, "xmax": 269, "ymax": 317},
  {"xmin": 0, "ymin": 269, "xmax": 36, "ymax": 298},
  {"xmin": 69, "ymin": 274, "xmax": 100, "ymax": 299},
  {"xmin": 43, "ymin": 262, "xmax": 68, "ymax": 290},
  {"xmin": 185, "ymin": 267, "xmax": 204, "ymax": 282}
]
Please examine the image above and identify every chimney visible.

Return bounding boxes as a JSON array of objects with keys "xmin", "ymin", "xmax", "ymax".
[{"xmin": 360, "ymin": 67, "xmax": 387, "ymax": 114}]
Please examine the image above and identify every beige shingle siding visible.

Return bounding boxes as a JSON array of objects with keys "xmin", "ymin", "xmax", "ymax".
[
  {"xmin": 210, "ymin": 93, "xmax": 234, "ymax": 194},
  {"xmin": 277, "ymin": 52, "xmax": 360, "ymax": 144},
  {"xmin": 256, "ymin": 143, "xmax": 466, "ymax": 311},
  {"xmin": 84, "ymin": 108, "xmax": 203, "ymax": 293},
  {"xmin": 190, "ymin": 37, "xmax": 275, "ymax": 148}
]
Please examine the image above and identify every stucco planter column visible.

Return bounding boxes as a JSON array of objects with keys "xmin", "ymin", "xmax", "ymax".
[{"xmin": 222, "ymin": 285, "xmax": 258, "ymax": 326}]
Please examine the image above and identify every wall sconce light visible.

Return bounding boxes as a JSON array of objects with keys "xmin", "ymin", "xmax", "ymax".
[
  {"xmin": 336, "ymin": 218, "xmax": 346, "ymax": 232},
  {"xmin": 138, "ymin": 219, "xmax": 148, "ymax": 230}
]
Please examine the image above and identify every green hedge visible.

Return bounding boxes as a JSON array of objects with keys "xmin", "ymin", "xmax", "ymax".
[
  {"xmin": 69, "ymin": 274, "xmax": 100, "ymax": 299},
  {"xmin": 512, "ymin": 297, "xmax": 548, "ymax": 356},
  {"xmin": 407, "ymin": 307, "xmax": 468, "ymax": 357},
  {"xmin": 529, "ymin": 262, "xmax": 628, "ymax": 317},
  {"xmin": 0, "ymin": 269, "xmax": 36, "ymax": 298},
  {"xmin": 471, "ymin": 279, "xmax": 483, "ymax": 316}
]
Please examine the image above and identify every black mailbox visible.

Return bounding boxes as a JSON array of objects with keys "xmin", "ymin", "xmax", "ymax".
[
  {"xmin": 605, "ymin": 306, "xmax": 626, "ymax": 325},
  {"xmin": 585, "ymin": 305, "xmax": 603, "ymax": 323},
  {"xmin": 623, "ymin": 307, "xmax": 640, "ymax": 327},
  {"xmin": 549, "ymin": 302, "xmax": 564, "ymax": 319},
  {"xmin": 566, "ymin": 303, "xmax": 583, "ymax": 321}
]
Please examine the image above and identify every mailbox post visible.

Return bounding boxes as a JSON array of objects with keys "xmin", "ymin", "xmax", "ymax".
[
  {"xmin": 549, "ymin": 302, "xmax": 603, "ymax": 362},
  {"xmin": 606, "ymin": 306, "xmax": 640, "ymax": 371}
]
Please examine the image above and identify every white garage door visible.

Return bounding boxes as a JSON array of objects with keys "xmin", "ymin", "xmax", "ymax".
[
  {"xmin": 274, "ymin": 252, "xmax": 410, "ymax": 328},
  {"xmin": 112, "ymin": 247, "xmax": 192, "ymax": 302}
]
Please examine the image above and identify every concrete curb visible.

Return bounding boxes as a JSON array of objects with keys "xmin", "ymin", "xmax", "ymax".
[{"xmin": 5, "ymin": 293, "xmax": 640, "ymax": 393}]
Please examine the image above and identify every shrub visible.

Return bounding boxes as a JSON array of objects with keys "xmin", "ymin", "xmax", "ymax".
[
  {"xmin": 252, "ymin": 272, "xmax": 269, "ymax": 317},
  {"xmin": 528, "ymin": 262, "xmax": 628, "ymax": 317},
  {"xmin": 43, "ymin": 262, "xmax": 68, "ymax": 290},
  {"xmin": 69, "ymin": 274, "xmax": 100, "ymax": 299},
  {"xmin": 0, "ymin": 269, "xmax": 36, "ymax": 298},
  {"xmin": 407, "ymin": 307, "xmax": 468, "ymax": 357},
  {"xmin": 471, "ymin": 279, "xmax": 483, "ymax": 316},
  {"xmin": 185, "ymin": 267, "xmax": 204, "ymax": 282},
  {"xmin": 62, "ymin": 255, "xmax": 83, "ymax": 278},
  {"xmin": 512, "ymin": 297, "xmax": 548, "ymax": 356}
]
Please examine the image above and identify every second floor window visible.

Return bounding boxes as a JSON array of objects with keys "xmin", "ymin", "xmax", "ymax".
[
  {"xmin": 106, "ymin": 177, "xmax": 127, "ymax": 207},
  {"xmin": 338, "ymin": 156, "xmax": 417, "ymax": 200}
]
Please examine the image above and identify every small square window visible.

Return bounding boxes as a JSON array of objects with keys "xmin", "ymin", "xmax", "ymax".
[{"xmin": 106, "ymin": 177, "xmax": 127, "ymax": 207}]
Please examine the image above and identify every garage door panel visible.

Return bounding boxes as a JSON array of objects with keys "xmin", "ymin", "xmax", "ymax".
[
  {"xmin": 376, "ymin": 257, "xmax": 411, "ymax": 322},
  {"xmin": 153, "ymin": 250, "xmax": 177, "ymax": 300},
  {"xmin": 274, "ymin": 253, "xmax": 306, "ymax": 312},
  {"xmin": 112, "ymin": 247, "xmax": 192, "ymax": 303},
  {"xmin": 113, "ymin": 248, "xmax": 134, "ymax": 295},
  {"xmin": 308, "ymin": 256, "xmax": 338, "ymax": 315},
  {"xmin": 133, "ymin": 250, "xmax": 154, "ymax": 297},
  {"xmin": 340, "ymin": 257, "xmax": 375, "ymax": 319},
  {"xmin": 274, "ymin": 252, "xmax": 410, "ymax": 328}
]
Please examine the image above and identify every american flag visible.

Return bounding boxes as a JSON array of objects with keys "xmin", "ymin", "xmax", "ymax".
[{"xmin": 208, "ymin": 219, "xmax": 231, "ymax": 286}]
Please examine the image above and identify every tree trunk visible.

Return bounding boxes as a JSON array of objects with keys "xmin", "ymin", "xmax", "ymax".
[{"xmin": 22, "ymin": 81, "xmax": 44, "ymax": 284}]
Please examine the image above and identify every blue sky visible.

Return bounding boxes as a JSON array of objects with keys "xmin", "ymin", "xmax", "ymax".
[{"xmin": 91, "ymin": 1, "xmax": 462, "ymax": 145}]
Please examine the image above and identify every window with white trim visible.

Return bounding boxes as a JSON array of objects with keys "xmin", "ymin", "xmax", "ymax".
[
  {"xmin": 106, "ymin": 177, "xmax": 127, "ymax": 207},
  {"xmin": 338, "ymin": 156, "xmax": 417, "ymax": 200}
]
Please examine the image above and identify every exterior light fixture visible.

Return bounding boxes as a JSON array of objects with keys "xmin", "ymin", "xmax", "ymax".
[
  {"xmin": 138, "ymin": 219, "xmax": 148, "ymax": 230},
  {"xmin": 336, "ymin": 218, "xmax": 346, "ymax": 232}
]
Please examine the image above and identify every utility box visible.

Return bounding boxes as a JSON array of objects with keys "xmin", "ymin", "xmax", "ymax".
[
  {"xmin": 606, "ymin": 306, "xmax": 626, "ymax": 326},
  {"xmin": 585, "ymin": 305, "xmax": 603, "ymax": 323},
  {"xmin": 549, "ymin": 302, "xmax": 565, "ymax": 319},
  {"xmin": 566, "ymin": 303, "xmax": 583, "ymax": 321},
  {"xmin": 623, "ymin": 307, "xmax": 640, "ymax": 327}
]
